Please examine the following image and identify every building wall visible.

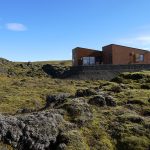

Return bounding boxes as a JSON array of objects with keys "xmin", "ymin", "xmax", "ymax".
[
  {"xmin": 102, "ymin": 45, "xmax": 113, "ymax": 64},
  {"xmin": 145, "ymin": 52, "xmax": 150, "ymax": 64},
  {"xmin": 72, "ymin": 47, "xmax": 102, "ymax": 66},
  {"xmin": 103, "ymin": 44, "xmax": 150, "ymax": 65},
  {"xmin": 68, "ymin": 64, "xmax": 150, "ymax": 80}
]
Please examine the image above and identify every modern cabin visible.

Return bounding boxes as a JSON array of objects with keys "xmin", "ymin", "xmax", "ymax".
[{"xmin": 72, "ymin": 44, "xmax": 150, "ymax": 66}]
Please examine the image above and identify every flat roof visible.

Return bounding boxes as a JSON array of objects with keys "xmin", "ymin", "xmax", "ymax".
[
  {"xmin": 103, "ymin": 44, "xmax": 150, "ymax": 52},
  {"xmin": 73, "ymin": 47, "xmax": 100, "ymax": 52}
]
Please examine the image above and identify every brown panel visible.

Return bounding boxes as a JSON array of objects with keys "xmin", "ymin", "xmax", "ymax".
[
  {"xmin": 103, "ymin": 44, "xmax": 150, "ymax": 65},
  {"xmin": 102, "ymin": 45, "xmax": 113, "ymax": 64},
  {"xmin": 72, "ymin": 47, "xmax": 102, "ymax": 66}
]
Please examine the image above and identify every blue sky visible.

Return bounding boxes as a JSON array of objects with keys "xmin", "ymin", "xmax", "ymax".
[{"xmin": 0, "ymin": 0, "xmax": 150, "ymax": 61}]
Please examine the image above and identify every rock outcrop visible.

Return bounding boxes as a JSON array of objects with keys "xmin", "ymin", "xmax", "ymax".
[{"xmin": 0, "ymin": 110, "xmax": 74, "ymax": 150}]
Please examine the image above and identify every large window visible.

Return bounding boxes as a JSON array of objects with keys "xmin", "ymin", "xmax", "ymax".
[
  {"xmin": 135, "ymin": 54, "xmax": 144, "ymax": 62},
  {"xmin": 82, "ymin": 57, "xmax": 95, "ymax": 65},
  {"xmin": 89, "ymin": 57, "xmax": 95, "ymax": 65}
]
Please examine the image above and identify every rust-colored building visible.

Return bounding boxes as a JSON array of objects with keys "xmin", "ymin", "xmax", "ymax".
[
  {"xmin": 102, "ymin": 44, "xmax": 150, "ymax": 64},
  {"xmin": 72, "ymin": 44, "xmax": 150, "ymax": 66},
  {"xmin": 72, "ymin": 47, "xmax": 102, "ymax": 66}
]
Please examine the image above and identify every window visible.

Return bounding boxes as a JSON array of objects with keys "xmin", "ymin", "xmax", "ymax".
[
  {"xmin": 89, "ymin": 57, "xmax": 95, "ymax": 65},
  {"xmin": 135, "ymin": 54, "xmax": 144, "ymax": 62},
  {"xmin": 82, "ymin": 57, "xmax": 95, "ymax": 65},
  {"xmin": 139, "ymin": 54, "xmax": 144, "ymax": 61},
  {"xmin": 83, "ymin": 57, "xmax": 89, "ymax": 65}
]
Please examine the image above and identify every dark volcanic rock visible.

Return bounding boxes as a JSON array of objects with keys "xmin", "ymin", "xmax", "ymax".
[
  {"xmin": 16, "ymin": 108, "xmax": 33, "ymax": 114},
  {"xmin": 110, "ymin": 85, "xmax": 122, "ymax": 93},
  {"xmin": 42, "ymin": 64, "xmax": 68, "ymax": 78},
  {"xmin": 0, "ymin": 110, "xmax": 70, "ymax": 150},
  {"xmin": 62, "ymin": 98, "xmax": 93, "ymax": 126},
  {"xmin": 128, "ymin": 116, "xmax": 144, "ymax": 123},
  {"xmin": 122, "ymin": 73, "xmax": 145, "ymax": 80},
  {"xmin": 75, "ymin": 88, "xmax": 98, "ymax": 97},
  {"xmin": 143, "ymin": 110, "xmax": 150, "ymax": 116},
  {"xmin": 45, "ymin": 93, "xmax": 70, "ymax": 108},
  {"xmin": 105, "ymin": 95, "xmax": 117, "ymax": 107},
  {"xmin": 141, "ymin": 84, "xmax": 150, "ymax": 89},
  {"xmin": 127, "ymin": 99, "xmax": 145, "ymax": 105},
  {"xmin": 89, "ymin": 95, "xmax": 106, "ymax": 107},
  {"xmin": 89, "ymin": 94, "xmax": 116, "ymax": 107}
]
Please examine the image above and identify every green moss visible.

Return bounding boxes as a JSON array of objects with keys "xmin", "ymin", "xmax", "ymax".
[
  {"xmin": 118, "ymin": 135, "xmax": 150, "ymax": 150},
  {"xmin": 80, "ymin": 107, "xmax": 115, "ymax": 150},
  {"xmin": 62, "ymin": 130, "xmax": 90, "ymax": 150},
  {"xmin": 0, "ymin": 75, "xmax": 105, "ymax": 113},
  {"xmin": 81, "ymin": 126, "xmax": 114, "ymax": 150},
  {"xmin": 0, "ymin": 64, "xmax": 150, "ymax": 150}
]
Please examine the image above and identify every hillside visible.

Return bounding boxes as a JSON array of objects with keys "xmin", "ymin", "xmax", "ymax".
[
  {"xmin": 0, "ymin": 58, "xmax": 150, "ymax": 150},
  {"xmin": 0, "ymin": 58, "xmax": 72, "ymax": 77}
]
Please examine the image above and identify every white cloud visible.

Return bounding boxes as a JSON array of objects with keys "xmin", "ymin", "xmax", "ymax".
[
  {"xmin": 115, "ymin": 24, "xmax": 150, "ymax": 50},
  {"xmin": 6, "ymin": 23, "xmax": 27, "ymax": 31},
  {"xmin": 135, "ymin": 36, "xmax": 150, "ymax": 45},
  {"xmin": 117, "ymin": 35, "xmax": 150, "ymax": 47}
]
